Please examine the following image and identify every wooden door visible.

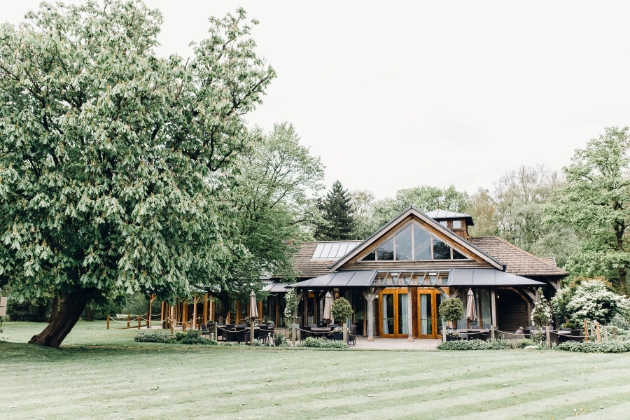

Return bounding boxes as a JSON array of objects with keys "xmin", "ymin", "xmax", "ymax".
[{"xmin": 379, "ymin": 288, "xmax": 409, "ymax": 338}]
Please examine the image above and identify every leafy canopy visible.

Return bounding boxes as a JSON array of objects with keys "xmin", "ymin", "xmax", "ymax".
[{"xmin": 0, "ymin": 1, "xmax": 274, "ymax": 315}]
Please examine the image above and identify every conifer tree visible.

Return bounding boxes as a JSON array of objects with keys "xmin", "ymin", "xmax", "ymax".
[{"xmin": 315, "ymin": 181, "xmax": 356, "ymax": 240}]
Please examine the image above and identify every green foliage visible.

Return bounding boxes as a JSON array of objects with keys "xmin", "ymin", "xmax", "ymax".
[
  {"xmin": 556, "ymin": 341, "xmax": 630, "ymax": 353},
  {"xmin": 315, "ymin": 181, "xmax": 356, "ymax": 240},
  {"xmin": 437, "ymin": 339, "xmax": 511, "ymax": 350},
  {"xmin": 0, "ymin": 1, "xmax": 274, "ymax": 345},
  {"xmin": 331, "ymin": 297, "xmax": 353, "ymax": 322},
  {"xmin": 283, "ymin": 288, "xmax": 298, "ymax": 328},
  {"xmin": 274, "ymin": 333, "xmax": 287, "ymax": 347},
  {"xmin": 134, "ymin": 331, "xmax": 176, "ymax": 343},
  {"xmin": 349, "ymin": 190, "xmax": 376, "ymax": 240},
  {"xmin": 611, "ymin": 314, "xmax": 630, "ymax": 330},
  {"xmin": 531, "ymin": 288, "xmax": 553, "ymax": 328},
  {"xmin": 438, "ymin": 298, "xmax": 465, "ymax": 323},
  {"xmin": 564, "ymin": 280, "xmax": 630, "ymax": 325},
  {"xmin": 134, "ymin": 330, "xmax": 217, "ymax": 345},
  {"xmin": 217, "ymin": 123, "xmax": 324, "ymax": 291},
  {"xmin": 301, "ymin": 337, "xmax": 348, "ymax": 349},
  {"xmin": 546, "ymin": 127, "xmax": 630, "ymax": 294}
]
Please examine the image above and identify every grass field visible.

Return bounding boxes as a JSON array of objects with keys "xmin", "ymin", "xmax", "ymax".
[{"xmin": 1, "ymin": 322, "xmax": 630, "ymax": 419}]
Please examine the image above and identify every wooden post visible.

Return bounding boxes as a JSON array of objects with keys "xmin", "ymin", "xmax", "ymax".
[
  {"xmin": 603, "ymin": 324, "xmax": 609, "ymax": 342},
  {"xmin": 407, "ymin": 289, "xmax": 413, "ymax": 342},
  {"xmin": 161, "ymin": 302, "xmax": 165, "ymax": 328},
  {"xmin": 127, "ymin": 314, "xmax": 130, "ymax": 329},
  {"xmin": 584, "ymin": 319, "xmax": 589, "ymax": 342},
  {"xmin": 148, "ymin": 295, "xmax": 155, "ymax": 328},
  {"xmin": 106, "ymin": 314, "xmax": 110, "ymax": 330},
  {"xmin": 203, "ymin": 294, "xmax": 209, "ymax": 325},
  {"xmin": 546, "ymin": 325, "xmax": 551, "ymax": 348},
  {"xmin": 613, "ymin": 326, "xmax": 617, "ymax": 340},
  {"xmin": 137, "ymin": 315, "xmax": 141, "ymax": 329},
  {"xmin": 596, "ymin": 322, "xmax": 601, "ymax": 343},
  {"xmin": 183, "ymin": 322, "xmax": 187, "ymax": 332},
  {"xmin": 213, "ymin": 323, "xmax": 218, "ymax": 341},
  {"xmin": 192, "ymin": 296, "xmax": 198, "ymax": 330},
  {"xmin": 490, "ymin": 290, "xmax": 497, "ymax": 328},
  {"xmin": 170, "ymin": 306, "xmax": 175, "ymax": 334},
  {"xmin": 362, "ymin": 289, "xmax": 377, "ymax": 342},
  {"xmin": 490, "ymin": 324, "xmax": 495, "ymax": 341}
]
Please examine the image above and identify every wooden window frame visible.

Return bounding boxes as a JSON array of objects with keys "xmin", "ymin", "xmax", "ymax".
[{"xmin": 378, "ymin": 288, "xmax": 409, "ymax": 338}]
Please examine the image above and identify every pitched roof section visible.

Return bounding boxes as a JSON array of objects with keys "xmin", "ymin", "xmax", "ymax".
[
  {"xmin": 469, "ymin": 236, "xmax": 568, "ymax": 277},
  {"xmin": 292, "ymin": 241, "xmax": 362, "ymax": 278},
  {"xmin": 425, "ymin": 210, "xmax": 474, "ymax": 226},
  {"xmin": 328, "ymin": 207, "xmax": 504, "ymax": 271}
]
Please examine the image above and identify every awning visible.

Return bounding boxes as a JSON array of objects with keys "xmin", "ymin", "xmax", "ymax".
[
  {"xmin": 262, "ymin": 282, "xmax": 290, "ymax": 293},
  {"xmin": 292, "ymin": 271, "xmax": 377, "ymax": 288},
  {"xmin": 448, "ymin": 269, "xmax": 545, "ymax": 287}
]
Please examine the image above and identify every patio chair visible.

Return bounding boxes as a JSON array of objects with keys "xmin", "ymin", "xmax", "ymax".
[{"xmin": 348, "ymin": 325, "xmax": 356, "ymax": 346}]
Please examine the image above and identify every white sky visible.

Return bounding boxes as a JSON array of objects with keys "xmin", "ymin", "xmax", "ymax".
[{"xmin": 4, "ymin": 1, "xmax": 630, "ymax": 198}]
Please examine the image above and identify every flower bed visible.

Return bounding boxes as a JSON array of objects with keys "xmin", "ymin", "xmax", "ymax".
[
  {"xmin": 301, "ymin": 337, "xmax": 348, "ymax": 349},
  {"xmin": 556, "ymin": 340, "xmax": 630, "ymax": 353}
]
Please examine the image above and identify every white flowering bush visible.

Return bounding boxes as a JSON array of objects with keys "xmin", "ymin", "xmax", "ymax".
[
  {"xmin": 532, "ymin": 288, "xmax": 553, "ymax": 328},
  {"xmin": 283, "ymin": 288, "xmax": 298, "ymax": 328},
  {"xmin": 565, "ymin": 280, "xmax": 630, "ymax": 325}
]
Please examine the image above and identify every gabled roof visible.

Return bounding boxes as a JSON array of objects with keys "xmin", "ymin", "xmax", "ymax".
[
  {"xmin": 328, "ymin": 207, "xmax": 505, "ymax": 271},
  {"xmin": 469, "ymin": 236, "xmax": 568, "ymax": 277}
]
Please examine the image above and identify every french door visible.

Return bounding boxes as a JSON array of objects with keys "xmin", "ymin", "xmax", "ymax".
[
  {"xmin": 417, "ymin": 289, "xmax": 444, "ymax": 339},
  {"xmin": 379, "ymin": 288, "xmax": 409, "ymax": 338}
]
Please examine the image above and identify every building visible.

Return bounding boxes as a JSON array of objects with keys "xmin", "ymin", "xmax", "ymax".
[{"xmin": 264, "ymin": 207, "xmax": 567, "ymax": 339}]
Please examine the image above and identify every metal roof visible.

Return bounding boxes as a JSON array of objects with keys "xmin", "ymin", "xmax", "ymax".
[
  {"xmin": 262, "ymin": 282, "xmax": 290, "ymax": 293},
  {"xmin": 292, "ymin": 271, "xmax": 378, "ymax": 288},
  {"xmin": 448, "ymin": 269, "xmax": 545, "ymax": 287}
]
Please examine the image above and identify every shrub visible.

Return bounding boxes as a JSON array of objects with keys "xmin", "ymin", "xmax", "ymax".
[
  {"xmin": 134, "ymin": 331, "xmax": 176, "ymax": 343},
  {"xmin": 532, "ymin": 288, "xmax": 552, "ymax": 328},
  {"xmin": 274, "ymin": 333, "xmax": 288, "ymax": 347},
  {"xmin": 134, "ymin": 330, "xmax": 217, "ymax": 345},
  {"xmin": 556, "ymin": 341, "xmax": 630, "ymax": 353},
  {"xmin": 301, "ymin": 337, "xmax": 348, "ymax": 349},
  {"xmin": 611, "ymin": 313, "xmax": 630, "ymax": 330},
  {"xmin": 564, "ymin": 280, "xmax": 630, "ymax": 325},
  {"xmin": 438, "ymin": 339, "xmax": 508, "ymax": 350},
  {"xmin": 438, "ymin": 298, "xmax": 465, "ymax": 325}
]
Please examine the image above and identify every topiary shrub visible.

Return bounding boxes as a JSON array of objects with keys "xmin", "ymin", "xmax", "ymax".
[
  {"xmin": 532, "ymin": 288, "xmax": 553, "ymax": 328},
  {"xmin": 438, "ymin": 339, "xmax": 509, "ymax": 350},
  {"xmin": 331, "ymin": 298, "xmax": 353, "ymax": 323},
  {"xmin": 134, "ymin": 330, "xmax": 217, "ymax": 345},
  {"xmin": 438, "ymin": 298, "xmax": 465, "ymax": 326},
  {"xmin": 301, "ymin": 337, "xmax": 348, "ymax": 349},
  {"xmin": 134, "ymin": 331, "xmax": 176, "ymax": 343}
]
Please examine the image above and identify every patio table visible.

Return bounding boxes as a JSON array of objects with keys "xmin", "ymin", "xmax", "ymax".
[{"xmin": 310, "ymin": 327, "xmax": 332, "ymax": 338}]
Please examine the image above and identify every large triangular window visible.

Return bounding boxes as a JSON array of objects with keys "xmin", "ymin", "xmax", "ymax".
[{"xmin": 361, "ymin": 222, "xmax": 470, "ymax": 261}]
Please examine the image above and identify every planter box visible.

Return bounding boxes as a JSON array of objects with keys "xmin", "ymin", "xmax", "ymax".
[{"xmin": 446, "ymin": 335, "xmax": 461, "ymax": 341}]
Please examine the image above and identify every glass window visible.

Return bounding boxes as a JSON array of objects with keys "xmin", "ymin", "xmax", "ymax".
[
  {"xmin": 395, "ymin": 225, "xmax": 412, "ymax": 260},
  {"xmin": 362, "ymin": 250, "xmax": 375, "ymax": 261},
  {"xmin": 413, "ymin": 223, "xmax": 432, "ymax": 260},
  {"xmin": 439, "ymin": 221, "xmax": 448, "ymax": 227},
  {"xmin": 329, "ymin": 243, "xmax": 340, "ymax": 258},
  {"xmin": 420, "ymin": 294, "xmax": 433, "ymax": 335},
  {"xmin": 312, "ymin": 243, "xmax": 325, "ymax": 259},
  {"xmin": 382, "ymin": 294, "xmax": 394, "ymax": 334},
  {"xmin": 320, "ymin": 243, "xmax": 333, "ymax": 258},
  {"xmin": 453, "ymin": 248, "xmax": 467, "ymax": 259},
  {"xmin": 398, "ymin": 293, "xmax": 409, "ymax": 335},
  {"xmin": 453, "ymin": 220, "xmax": 462, "ymax": 229},
  {"xmin": 376, "ymin": 238, "xmax": 394, "ymax": 260},
  {"xmin": 433, "ymin": 237, "xmax": 451, "ymax": 259}
]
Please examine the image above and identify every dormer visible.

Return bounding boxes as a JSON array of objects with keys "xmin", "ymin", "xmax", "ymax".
[{"xmin": 425, "ymin": 210, "xmax": 473, "ymax": 240}]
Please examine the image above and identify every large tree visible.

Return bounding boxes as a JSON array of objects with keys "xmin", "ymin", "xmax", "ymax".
[
  {"xmin": 315, "ymin": 181, "xmax": 356, "ymax": 240},
  {"xmin": 0, "ymin": 1, "xmax": 275, "ymax": 347},
  {"xmin": 215, "ymin": 122, "xmax": 324, "ymax": 315},
  {"xmin": 546, "ymin": 127, "xmax": 630, "ymax": 294}
]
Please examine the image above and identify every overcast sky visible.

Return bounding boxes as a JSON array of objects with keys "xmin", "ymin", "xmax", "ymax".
[{"xmin": 4, "ymin": 1, "xmax": 630, "ymax": 198}]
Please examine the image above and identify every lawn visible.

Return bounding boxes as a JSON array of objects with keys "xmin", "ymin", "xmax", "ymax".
[{"xmin": 1, "ymin": 322, "xmax": 630, "ymax": 419}]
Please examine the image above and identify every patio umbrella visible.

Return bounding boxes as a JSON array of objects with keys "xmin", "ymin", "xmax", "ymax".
[
  {"xmin": 323, "ymin": 292, "xmax": 333, "ymax": 322},
  {"xmin": 466, "ymin": 288, "xmax": 477, "ymax": 321},
  {"xmin": 249, "ymin": 290, "xmax": 258, "ymax": 319}
]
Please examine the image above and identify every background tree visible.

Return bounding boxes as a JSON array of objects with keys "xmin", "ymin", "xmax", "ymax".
[
  {"xmin": 215, "ymin": 122, "xmax": 324, "ymax": 316},
  {"xmin": 546, "ymin": 127, "xmax": 630, "ymax": 294},
  {"xmin": 0, "ymin": 1, "xmax": 274, "ymax": 347},
  {"xmin": 349, "ymin": 189, "xmax": 375, "ymax": 240},
  {"xmin": 314, "ymin": 181, "xmax": 356, "ymax": 240},
  {"xmin": 464, "ymin": 188, "xmax": 498, "ymax": 237}
]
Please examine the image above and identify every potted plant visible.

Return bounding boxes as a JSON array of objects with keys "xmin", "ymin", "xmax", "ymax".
[
  {"xmin": 331, "ymin": 297, "xmax": 353, "ymax": 342},
  {"xmin": 445, "ymin": 328, "xmax": 461, "ymax": 341},
  {"xmin": 438, "ymin": 298, "xmax": 465, "ymax": 341}
]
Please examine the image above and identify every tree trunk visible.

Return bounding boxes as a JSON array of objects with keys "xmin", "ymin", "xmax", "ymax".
[
  {"xmin": 49, "ymin": 294, "xmax": 59, "ymax": 322},
  {"xmin": 29, "ymin": 290, "xmax": 88, "ymax": 348}
]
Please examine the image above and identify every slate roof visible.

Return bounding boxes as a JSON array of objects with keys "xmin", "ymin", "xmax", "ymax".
[
  {"xmin": 425, "ymin": 210, "xmax": 474, "ymax": 226},
  {"xmin": 469, "ymin": 236, "xmax": 568, "ymax": 277}
]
